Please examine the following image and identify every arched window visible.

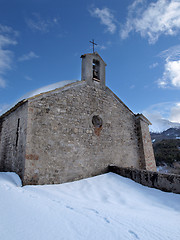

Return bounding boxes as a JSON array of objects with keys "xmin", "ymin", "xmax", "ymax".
[{"xmin": 93, "ymin": 59, "xmax": 100, "ymax": 81}]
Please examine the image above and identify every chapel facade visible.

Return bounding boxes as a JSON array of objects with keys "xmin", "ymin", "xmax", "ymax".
[{"xmin": 0, "ymin": 52, "xmax": 156, "ymax": 185}]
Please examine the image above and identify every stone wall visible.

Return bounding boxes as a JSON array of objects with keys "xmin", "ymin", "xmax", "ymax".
[
  {"xmin": 109, "ymin": 166, "xmax": 180, "ymax": 194},
  {"xmin": 0, "ymin": 102, "xmax": 28, "ymax": 179},
  {"xmin": 23, "ymin": 81, "xmax": 142, "ymax": 185},
  {"xmin": 81, "ymin": 53, "xmax": 106, "ymax": 89},
  {"xmin": 135, "ymin": 115, "xmax": 156, "ymax": 171},
  {"xmin": 0, "ymin": 80, "xmax": 156, "ymax": 186}
]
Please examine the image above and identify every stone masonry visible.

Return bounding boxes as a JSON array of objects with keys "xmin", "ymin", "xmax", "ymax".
[{"xmin": 0, "ymin": 52, "xmax": 156, "ymax": 185}]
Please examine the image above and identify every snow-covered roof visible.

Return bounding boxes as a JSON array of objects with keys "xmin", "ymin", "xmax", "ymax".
[
  {"xmin": 0, "ymin": 80, "xmax": 80, "ymax": 119},
  {"xmin": 0, "ymin": 79, "xmax": 151, "ymax": 126},
  {"xmin": 23, "ymin": 80, "xmax": 79, "ymax": 99}
]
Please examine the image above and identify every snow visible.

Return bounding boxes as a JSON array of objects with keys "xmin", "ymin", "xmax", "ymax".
[
  {"xmin": 149, "ymin": 118, "xmax": 180, "ymax": 133},
  {"xmin": 143, "ymin": 112, "xmax": 180, "ymax": 133},
  {"xmin": 156, "ymin": 165, "xmax": 171, "ymax": 174},
  {"xmin": 0, "ymin": 172, "xmax": 180, "ymax": 240},
  {"xmin": 21, "ymin": 80, "xmax": 79, "ymax": 99},
  {"xmin": 0, "ymin": 80, "xmax": 79, "ymax": 116}
]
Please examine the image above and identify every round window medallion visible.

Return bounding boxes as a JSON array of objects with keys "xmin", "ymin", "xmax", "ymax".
[{"xmin": 92, "ymin": 115, "xmax": 103, "ymax": 128}]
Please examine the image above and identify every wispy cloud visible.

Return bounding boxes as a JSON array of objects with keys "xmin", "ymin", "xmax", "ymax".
[
  {"xmin": 89, "ymin": 7, "xmax": 116, "ymax": 34},
  {"xmin": 18, "ymin": 51, "xmax": 39, "ymax": 62},
  {"xmin": 0, "ymin": 24, "xmax": 18, "ymax": 88},
  {"xmin": 159, "ymin": 44, "xmax": 180, "ymax": 61},
  {"xmin": 0, "ymin": 103, "xmax": 12, "ymax": 115},
  {"xmin": 149, "ymin": 62, "xmax": 158, "ymax": 69},
  {"xmin": 96, "ymin": 41, "xmax": 112, "ymax": 51},
  {"xmin": 0, "ymin": 35, "xmax": 17, "ymax": 48},
  {"xmin": 0, "ymin": 77, "xmax": 6, "ymax": 88},
  {"xmin": 20, "ymin": 80, "xmax": 79, "ymax": 99},
  {"xmin": 130, "ymin": 84, "xmax": 135, "ymax": 89},
  {"xmin": 144, "ymin": 102, "xmax": 175, "ymax": 119},
  {"xmin": 24, "ymin": 75, "xmax": 32, "ymax": 81},
  {"xmin": 0, "ymin": 49, "xmax": 13, "ymax": 73},
  {"xmin": 170, "ymin": 102, "xmax": 180, "ymax": 122},
  {"xmin": 0, "ymin": 80, "xmax": 79, "ymax": 116},
  {"xmin": 0, "ymin": 24, "xmax": 18, "ymax": 37},
  {"xmin": 143, "ymin": 102, "xmax": 180, "ymax": 132},
  {"xmin": 26, "ymin": 13, "xmax": 59, "ymax": 33},
  {"xmin": 120, "ymin": 0, "xmax": 180, "ymax": 44},
  {"xmin": 158, "ymin": 45, "xmax": 180, "ymax": 88}
]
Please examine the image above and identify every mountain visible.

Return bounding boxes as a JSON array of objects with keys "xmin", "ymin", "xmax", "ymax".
[
  {"xmin": 149, "ymin": 118, "xmax": 180, "ymax": 133},
  {"xmin": 150, "ymin": 128, "xmax": 180, "ymax": 174},
  {"xmin": 151, "ymin": 128, "xmax": 180, "ymax": 143}
]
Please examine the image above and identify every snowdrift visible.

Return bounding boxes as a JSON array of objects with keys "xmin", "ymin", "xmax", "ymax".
[{"xmin": 0, "ymin": 172, "xmax": 180, "ymax": 240}]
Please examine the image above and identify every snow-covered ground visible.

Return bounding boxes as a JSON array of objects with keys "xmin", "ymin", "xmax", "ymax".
[{"xmin": 0, "ymin": 172, "xmax": 180, "ymax": 240}]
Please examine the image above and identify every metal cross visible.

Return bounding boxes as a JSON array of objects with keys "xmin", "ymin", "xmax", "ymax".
[{"xmin": 89, "ymin": 39, "xmax": 97, "ymax": 53}]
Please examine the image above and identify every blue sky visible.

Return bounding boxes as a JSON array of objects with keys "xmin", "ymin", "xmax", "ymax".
[{"xmin": 1, "ymin": 0, "xmax": 180, "ymax": 130}]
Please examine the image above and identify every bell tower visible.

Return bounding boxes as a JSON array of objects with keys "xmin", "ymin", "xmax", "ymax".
[{"xmin": 81, "ymin": 52, "xmax": 107, "ymax": 89}]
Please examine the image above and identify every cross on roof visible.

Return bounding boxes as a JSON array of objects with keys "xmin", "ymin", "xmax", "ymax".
[{"xmin": 89, "ymin": 39, "xmax": 97, "ymax": 53}]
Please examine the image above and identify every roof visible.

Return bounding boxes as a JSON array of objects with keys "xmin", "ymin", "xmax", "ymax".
[
  {"xmin": 0, "ymin": 80, "xmax": 82, "ymax": 120},
  {"xmin": 0, "ymin": 80, "xmax": 151, "ymax": 126},
  {"xmin": 106, "ymin": 87, "xmax": 134, "ymax": 116},
  {"xmin": 81, "ymin": 52, "xmax": 107, "ymax": 66},
  {"xmin": 0, "ymin": 100, "xmax": 28, "ymax": 120},
  {"xmin": 27, "ymin": 80, "xmax": 81, "ymax": 101},
  {"xmin": 135, "ymin": 113, "xmax": 152, "ymax": 125}
]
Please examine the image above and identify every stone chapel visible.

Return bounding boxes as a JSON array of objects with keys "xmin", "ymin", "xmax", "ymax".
[{"xmin": 0, "ymin": 52, "xmax": 156, "ymax": 185}]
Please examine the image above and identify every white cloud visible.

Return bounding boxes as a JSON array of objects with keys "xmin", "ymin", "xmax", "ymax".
[
  {"xmin": 120, "ymin": 0, "xmax": 180, "ymax": 44},
  {"xmin": 18, "ymin": 51, "xmax": 39, "ymax": 62},
  {"xmin": 169, "ymin": 102, "xmax": 180, "ymax": 122},
  {"xmin": 89, "ymin": 7, "xmax": 116, "ymax": 34},
  {"xmin": 26, "ymin": 13, "xmax": 59, "ymax": 33},
  {"xmin": 144, "ymin": 102, "xmax": 173, "ymax": 119},
  {"xmin": 158, "ymin": 59, "xmax": 180, "ymax": 88},
  {"xmin": 143, "ymin": 102, "xmax": 180, "ymax": 132},
  {"xmin": 0, "ymin": 24, "xmax": 18, "ymax": 88},
  {"xmin": 158, "ymin": 45, "xmax": 180, "ymax": 88}
]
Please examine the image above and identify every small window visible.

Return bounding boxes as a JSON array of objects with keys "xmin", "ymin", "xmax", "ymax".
[
  {"xmin": 92, "ymin": 115, "xmax": 103, "ymax": 128},
  {"xmin": 93, "ymin": 59, "xmax": 100, "ymax": 80},
  {"xmin": 16, "ymin": 118, "xmax": 20, "ymax": 147},
  {"xmin": 92, "ymin": 115, "xmax": 103, "ymax": 136}
]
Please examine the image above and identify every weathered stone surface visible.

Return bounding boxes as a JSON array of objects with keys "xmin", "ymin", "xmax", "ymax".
[
  {"xmin": 0, "ymin": 102, "xmax": 28, "ymax": 179},
  {"xmin": 109, "ymin": 166, "xmax": 180, "ymax": 194},
  {"xmin": 135, "ymin": 114, "xmax": 156, "ymax": 171},
  {"xmin": 23, "ymin": 82, "xmax": 144, "ymax": 185},
  {"xmin": 0, "ymin": 52, "xmax": 156, "ymax": 185}
]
